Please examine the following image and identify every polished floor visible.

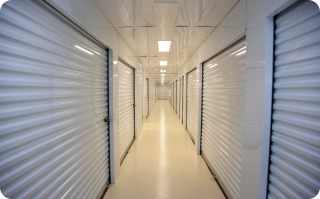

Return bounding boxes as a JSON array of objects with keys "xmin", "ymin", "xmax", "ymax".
[{"xmin": 104, "ymin": 100, "xmax": 225, "ymax": 199}]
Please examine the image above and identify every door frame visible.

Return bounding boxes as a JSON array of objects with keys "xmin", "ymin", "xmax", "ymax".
[{"xmin": 118, "ymin": 58, "xmax": 136, "ymax": 165}]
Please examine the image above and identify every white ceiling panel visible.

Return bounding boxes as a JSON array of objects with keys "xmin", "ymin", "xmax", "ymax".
[
  {"xmin": 196, "ymin": 0, "xmax": 239, "ymax": 26},
  {"xmin": 175, "ymin": 0, "xmax": 210, "ymax": 26},
  {"xmin": 93, "ymin": 0, "xmax": 134, "ymax": 27},
  {"xmin": 153, "ymin": 3, "xmax": 179, "ymax": 27},
  {"xmin": 170, "ymin": 27, "xmax": 214, "ymax": 61},
  {"xmin": 176, "ymin": 0, "xmax": 238, "ymax": 27},
  {"xmin": 117, "ymin": 27, "xmax": 146, "ymax": 56},
  {"xmin": 148, "ymin": 57, "xmax": 160, "ymax": 67},
  {"xmin": 155, "ymin": 27, "xmax": 175, "ymax": 41},
  {"xmin": 154, "ymin": 0, "xmax": 179, "ymax": 3},
  {"xmin": 94, "ymin": 0, "xmax": 239, "ymax": 83},
  {"xmin": 123, "ymin": 0, "xmax": 155, "ymax": 26}
]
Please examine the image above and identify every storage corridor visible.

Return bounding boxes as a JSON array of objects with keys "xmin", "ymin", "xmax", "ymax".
[{"xmin": 103, "ymin": 100, "xmax": 225, "ymax": 199}]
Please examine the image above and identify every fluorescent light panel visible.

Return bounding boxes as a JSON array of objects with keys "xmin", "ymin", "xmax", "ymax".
[
  {"xmin": 161, "ymin": 74, "xmax": 165, "ymax": 76},
  {"xmin": 160, "ymin": 70, "xmax": 166, "ymax": 72},
  {"xmin": 158, "ymin": 41, "xmax": 171, "ymax": 52},
  {"xmin": 160, "ymin": 61, "xmax": 167, "ymax": 66}
]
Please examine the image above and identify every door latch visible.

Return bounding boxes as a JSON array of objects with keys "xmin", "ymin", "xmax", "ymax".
[{"xmin": 104, "ymin": 116, "xmax": 110, "ymax": 123}]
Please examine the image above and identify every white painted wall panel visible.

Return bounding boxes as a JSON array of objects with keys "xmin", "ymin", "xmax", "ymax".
[{"xmin": 157, "ymin": 85, "xmax": 168, "ymax": 100}]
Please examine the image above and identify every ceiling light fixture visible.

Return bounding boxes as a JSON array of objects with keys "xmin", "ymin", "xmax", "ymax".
[
  {"xmin": 74, "ymin": 45, "xmax": 93, "ymax": 55},
  {"xmin": 158, "ymin": 41, "xmax": 171, "ymax": 52},
  {"xmin": 161, "ymin": 74, "xmax": 165, "ymax": 76},
  {"xmin": 160, "ymin": 70, "xmax": 166, "ymax": 72},
  {"xmin": 160, "ymin": 61, "xmax": 167, "ymax": 66}
]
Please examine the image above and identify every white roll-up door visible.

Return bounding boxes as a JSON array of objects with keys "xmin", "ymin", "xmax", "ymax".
[
  {"xmin": 201, "ymin": 38, "xmax": 246, "ymax": 199},
  {"xmin": 0, "ymin": 1, "xmax": 110, "ymax": 198},
  {"xmin": 172, "ymin": 84, "xmax": 174, "ymax": 107},
  {"xmin": 169, "ymin": 85, "xmax": 171, "ymax": 105},
  {"xmin": 179, "ymin": 78, "xmax": 181, "ymax": 118},
  {"xmin": 182, "ymin": 76, "xmax": 184, "ymax": 124},
  {"xmin": 267, "ymin": 1, "xmax": 320, "ymax": 198},
  {"xmin": 118, "ymin": 61, "xmax": 135, "ymax": 163},
  {"xmin": 146, "ymin": 78, "xmax": 149, "ymax": 117},
  {"xmin": 186, "ymin": 69, "xmax": 197, "ymax": 142},
  {"xmin": 175, "ymin": 80, "xmax": 178, "ymax": 113},
  {"xmin": 170, "ymin": 84, "xmax": 173, "ymax": 106},
  {"xmin": 173, "ymin": 81, "xmax": 175, "ymax": 111}
]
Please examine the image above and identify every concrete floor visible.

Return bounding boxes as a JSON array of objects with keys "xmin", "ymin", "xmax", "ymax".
[{"xmin": 104, "ymin": 100, "xmax": 225, "ymax": 199}]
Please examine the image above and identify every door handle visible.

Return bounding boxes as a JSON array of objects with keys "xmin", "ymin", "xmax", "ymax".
[{"xmin": 104, "ymin": 116, "xmax": 110, "ymax": 123}]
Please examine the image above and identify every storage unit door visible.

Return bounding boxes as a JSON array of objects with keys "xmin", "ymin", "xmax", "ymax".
[
  {"xmin": 267, "ymin": 1, "xmax": 320, "ymax": 198},
  {"xmin": 201, "ymin": 38, "xmax": 246, "ymax": 199},
  {"xmin": 118, "ymin": 61, "xmax": 135, "ymax": 163},
  {"xmin": 172, "ymin": 84, "xmax": 174, "ymax": 107},
  {"xmin": 172, "ymin": 84, "xmax": 173, "ymax": 106},
  {"xmin": 186, "ymin": 69, "xmax": 197, "ymax": 142},
  {"xmin": 173, "ymin": 82, "xmax": 175, "ymax": 111},
  {"xmin": 179, "ymin": 79, "xmax": 181, "ymax": 118},
  {"xmin": 146, "ymin": 79, "xmax": 149, "ymax": 117},
  {"xmin": 174, "ymin": 81, "xmax": 176, "ymax": 112},
  {"xmin": 0, "ymin": 1, "xmax": 110, "ymax": 198},
  {"xmin": 182, "ymin": 76, "xmax": 184, "ymax": 124},
  {"xmin": 176, "ymin": 80, "xmax": 178, "ymax": 113}
]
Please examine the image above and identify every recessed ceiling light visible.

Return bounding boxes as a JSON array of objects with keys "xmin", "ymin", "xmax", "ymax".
[
  {"xmin": 160, "ymin": 61, "xmax": 167, "ymax": 66},
  {"xmin": 160, "ymin": 70, "xmax": 166, "ymax": 72},
  {"xmin": 161, "ymin": 74, "xmax": 165, "ymax": 76},
  {"xmin": 158, "ymin": 41, "xmax": 171, "ymax": 52}
]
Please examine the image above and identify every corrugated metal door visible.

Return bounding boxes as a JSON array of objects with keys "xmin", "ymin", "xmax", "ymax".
[
  {"xmin": 170, "ymin": 84, "xmax": 172, "ymax": 105},
  {"xmin": 176, "ymin": 80, "xmax": 178, "ymax": 113},
  {"xmin": 201, "ymin": 38, "xmax": 246, "ymax": 199},
  {"xmin": 173, "ymin": 81, "xmax": 175, "ymax": 111},
  {"xmin": 172, "ymin": 84, "xmax": 174, "ymax": 107},
  {"xmin": 118, "ymin": 61, "xmax": 135, "ymax": 163},
  {"xmin": 182, "ymin": 76, "xmax": 184, "ymax": 124},
  {"xmin": 186, "ymin": 69, "xmax": 197, "ymax": 142},
  {"xmin": 179, "ymin": 78, "xmax": 181, "ymax": 118},
  {"xmin": 267, "ymin": 1, "xmax": 320, "ymax": 198},
  {"xmin": 147, "ymin": 78, "xmax": 150, "ymax": 117},
  {"xmin": 169, "ymin": 85, "xmax": 171, "ymax": 105},
  {"xmin": 0, "ymin": 0, "xmax": 110, "ymax": 198}
]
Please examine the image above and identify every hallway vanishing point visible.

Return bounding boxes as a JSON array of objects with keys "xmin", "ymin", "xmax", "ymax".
[{"xmin": 104, "ymin": 100, "xmax": 225, "ymax": 199}]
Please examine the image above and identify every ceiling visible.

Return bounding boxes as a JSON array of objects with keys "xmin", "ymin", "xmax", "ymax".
[{"xmin": 93, "ymin": 0, "xmax": 239, "ymax": 84}]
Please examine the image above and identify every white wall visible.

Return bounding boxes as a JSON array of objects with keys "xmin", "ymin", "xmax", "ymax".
[
  {"xmin": 46, "ymin": 0, "xmax": 146, "ymax": 184},
  {"xmin": 157, "ymin": 85, "xmax": 168, "ymax": 100},
  {"xmin": 175, "ymin": 0, "xmax": 299, "ymax": 198}
]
